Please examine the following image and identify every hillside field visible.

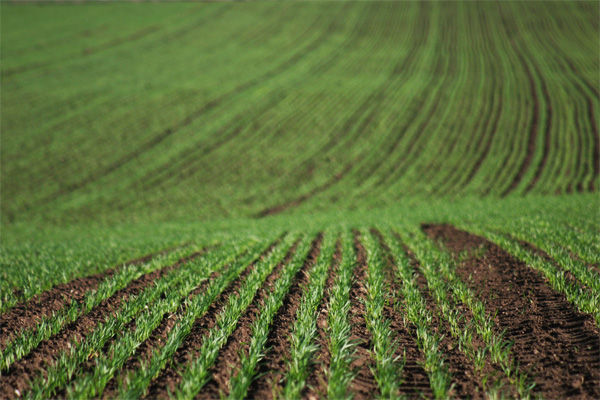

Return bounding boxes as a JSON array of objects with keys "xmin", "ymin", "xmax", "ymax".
[{"xmin": 1, "ymin": 1, "xmax": 599, "ymax": 399}]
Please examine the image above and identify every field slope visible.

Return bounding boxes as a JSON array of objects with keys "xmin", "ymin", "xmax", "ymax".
[{"xmin": 1, "ymin": 2, "xmax": 599, "ymax": 399}]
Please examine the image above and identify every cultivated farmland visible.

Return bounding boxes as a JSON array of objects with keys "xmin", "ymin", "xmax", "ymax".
[{"xmin": 1, "ymin": 2, "xmax": 599, "ymax": 399}]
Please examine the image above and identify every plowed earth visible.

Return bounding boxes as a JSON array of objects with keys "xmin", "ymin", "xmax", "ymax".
[{"xmin": 1, "ymin": 228, "xmax": 598, "ymax": 399}]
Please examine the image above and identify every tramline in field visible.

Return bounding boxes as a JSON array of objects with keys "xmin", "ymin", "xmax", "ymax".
[{"xmin": 1, "ymin": 1, "xmax": 599, "ymax": 399}]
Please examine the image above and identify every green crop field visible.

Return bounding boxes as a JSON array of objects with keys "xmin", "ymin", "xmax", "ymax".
[{"xmin": 1, "ymin": 1, "xmax": 599, "ymax": 399}]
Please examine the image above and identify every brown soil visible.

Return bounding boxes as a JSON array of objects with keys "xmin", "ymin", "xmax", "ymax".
[
  {"xmin": 382, "ymin": 231, "xmax": 484, "ymax": 398},
  {"xmin": 245, "ymin": 234, "xmax": 323, "ymax": 399},
  {"xmin": 0, "ymin": 250, "xmax": 203, "ymax": 400},
  {"xmin": 369, "ymin": 230, "xmax": 434, "ymax": 398},
  {"xmin": 100, "ymin": 261, "xmax": 230, "ymax": 399},
  {"xmin": 195, "ymin": 239, "xmax": 305, "ymax": 399},
  {"xmin": 349, "ymin": 232, "xmax": 379, "ymax": 399},
  {"xmin": 0, "ymin": 245, "xmax": 183, "ymax": 350},
  {"xmin": 422, "ymin": 223, "xmax": 600, "ymax": 399},
  {"xmin": 510, "ymin": 235, "xmax": 593, "ymax": 292},
  {"xmin": 146, "ymin": 239, "xmax": 297, "ymax": 399},
  {"xmin": 304, "ymin": 240, "xmax": 341, "ymax": 399}
]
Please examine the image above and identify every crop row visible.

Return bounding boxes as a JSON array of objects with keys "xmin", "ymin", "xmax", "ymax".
[{"xmin": 1, "ymin": 223, "xmax": 598, "ymax": 399}]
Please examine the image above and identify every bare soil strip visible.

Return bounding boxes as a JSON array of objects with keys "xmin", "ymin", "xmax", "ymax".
[
  {"xmin": 146, "ymin": 239, "xmax": 297, "ymax": 399},
  {"xmin": 349, "ymin": 232, "xmax": 379, "ymax": 399},
  {"xmin": 390, "ymin": 231, "xmax": 487, "ymax": 397},
  {"xmin": 0, "ymin": 251, "xmax": 203, "ymax": 400},
  {"xmin": 245, "ymin": 234, "xmax": 323, "ymax": 399},
  {"xmin": 423, "ymin": 223, "xmax": 600, "ymax": 399},
  {"xmin": 0, "ymin": 245, "xmax": 182, "ymax": 349},
  {"xmin": 304, "ymin": 240, "xmax": 341, "ymax": 399},
  {"xmin": 369, "ymin": 229, "xmax": 434, "ymax": 398}
]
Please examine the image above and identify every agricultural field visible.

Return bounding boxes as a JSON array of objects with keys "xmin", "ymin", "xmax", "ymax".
[{"xmin": 1, "ymin": 1, "xmax": 599, "ymax": 399}]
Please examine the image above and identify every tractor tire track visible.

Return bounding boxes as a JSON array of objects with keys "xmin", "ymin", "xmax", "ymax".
[{"xmin": 423, "ymin": 223, "xmax": 600, "ymax": 399}]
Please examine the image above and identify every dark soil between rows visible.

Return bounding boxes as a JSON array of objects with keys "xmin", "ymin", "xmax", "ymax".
[
  {"xmin": 0, "ymin": 250, "xmax": 203, "ymax": 400},
  {"xmin": 194, "ymin": 239, "xmax": 306, "ymax": 399},
  {"xmin": 384, "ymin": 231, "xmax": 484, "ymax": 398},
  {"xmin": 510, "ymin": 235, "xmax": 594, "ymax": 292},
  {"xmin": 0, "ymin": 245, "xmax": 180, "ymax": 349},
  {"xmin": 349, "ymin": 231, "xmax": 379, "ymax": 399},
  {"xmin": 144, "ymin": 238, "xmax": 286, "ymax": 399},
  {"xmin": 370, "ymin": 229, "xmax": 434, "ymax": 398},
  {"xmin": 245, "ymin": 234, "xmax": 323, "ymax": 399},
  {"xmin": 101, "ymin": 257, "xmax": 234, "ymax": 399},
  {"xmin": 304, "ymin": 240, "xmax": 341, "ymax": 399},
  {"xmin": 423, "ymin": 223, "xmax": 600, "ymax": 399}
]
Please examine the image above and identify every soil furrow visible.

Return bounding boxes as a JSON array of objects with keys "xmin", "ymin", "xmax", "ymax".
[
  {"xmin": 0, "ymin": 244, "xmax": 184, "ymax": 349},
  {"xmin": 401, "ymin": 241, "xmax": 485, "ymax": 398},
  {"xmin": 0, "ymin": 250, "xmax": 204, "ymax": 400},
  {"xmin": 246, "ymin": 234, "xmax": 323, "ymax": 399},
  {"xmin": 509, "ymin": 235, "xmax": 594, "ymax": 292},
  {"xmin": 422, "ymin": 223, "xmax": 600, "ymax": 399},
  {"xmin": 193, "ymin": 240, "xmax": 302, "ymax": 400},
  {"xmin": 369, "ymin": 229, "xmax": 433, "ymax": 398},
  {"xmin": 304, "ymin": 240, "xmax": 341, "ymax": 399},
  {"xmin": 146, "ymin": 238, "xmax": 296, "ymax": 399},
  {"xmin": 349, "ymin": 231, "xmax": 379, "ymax": 399},
  {"xmin": 100, "ymin": 266, "xmax": 227, "ymax": 399}
]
